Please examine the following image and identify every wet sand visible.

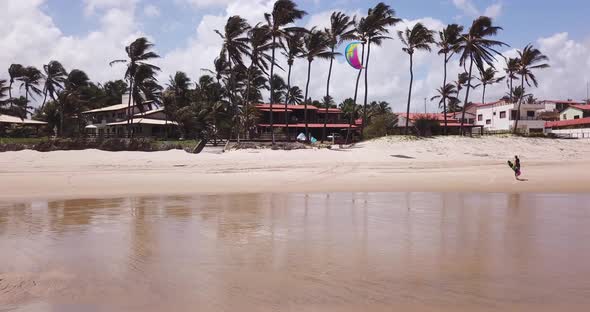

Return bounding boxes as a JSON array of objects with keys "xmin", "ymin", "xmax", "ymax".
[{"xmin": 1, "ymin": 193, "xmax": 590, "ymax": 311}]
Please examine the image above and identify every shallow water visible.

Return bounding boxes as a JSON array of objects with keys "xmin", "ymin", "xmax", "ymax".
[{"xmin": 1, "ymin": 193, "xmax": 590, "ymax": 311}]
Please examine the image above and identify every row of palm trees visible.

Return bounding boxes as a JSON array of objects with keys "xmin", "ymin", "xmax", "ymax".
[
  {"xmin": 210, "ymin": 0, "xmax": 550, "ymax": 140},
  {"xmin": 2, "ymin": 1, "xmax": 551, "ymax": 141}
]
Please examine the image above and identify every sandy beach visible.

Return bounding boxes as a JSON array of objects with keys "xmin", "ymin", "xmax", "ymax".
[{"xmin": 1, "ymin": 136, "xmax": 589, "ymax": 200}]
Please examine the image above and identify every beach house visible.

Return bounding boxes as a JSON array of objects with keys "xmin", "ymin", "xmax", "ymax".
[
  {"xmin": 544, "ymin": 104, "xmax": 590, "ymax": 138},
  {"xmin": 82, "ymin": 93, "xmax": 178, "ymax": 138},
  {"xmin": 0, "ymin": 114, "xmax": 48, "ymax": 136},
  {"xmin": 254, "ymin": 104, "xmax": 359, "ymax": 142},
  {"xmin": 396, "ymin": 113, "xmax": 483, "ymax": 135},
  {"xmin": 470, "ymin": 100, "xmax": 553, "ymax": 134}
]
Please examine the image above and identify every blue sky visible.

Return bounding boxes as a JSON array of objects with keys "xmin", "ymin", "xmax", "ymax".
[
  {"xmin": 42, "ymin": 0, "xmax": 590, "ymax": 55},
  {"xmin": 3, "ymin": 0, "xmax": 590, "ymax": 110}
]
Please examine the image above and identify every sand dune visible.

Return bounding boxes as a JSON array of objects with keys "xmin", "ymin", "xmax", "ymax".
[{"xmin": 1, "ymin": 136, "xmax": 589, "ymax": 200}]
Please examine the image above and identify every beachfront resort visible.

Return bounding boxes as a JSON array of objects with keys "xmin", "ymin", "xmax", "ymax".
[{"xmin": 2, "ymin": 0, "xmax": 590, "ymax": 311}]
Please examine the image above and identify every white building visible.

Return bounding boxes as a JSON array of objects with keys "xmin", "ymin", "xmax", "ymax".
[
  {"xmin": 82, "ymin": 93, "xmax": 178, "ymax": 138},
  {"xmin": 470, "ymin": 100, "xmax": 549, "ymax": 134}
]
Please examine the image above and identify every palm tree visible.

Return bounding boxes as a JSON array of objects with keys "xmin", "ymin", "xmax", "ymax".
[
  {"xmin": 8, "ymin": 64, "xmax": 25, "ymax": 108},
  {"xmin": 478, "ymin": 67, "xmax": 505, "ymax": 104},
  {"xmin": 245, "ymin": 25, "xmax": 274, "ymax": 106},
  {"xmin": 42, "ymin": 61, "xmax": 68, "ymax": 109},
  {"xmin": 360, "ymin": 3, "xmax": 401, "ymax": 137},
  {"xmin": 110, "ymin": 37, "xmax": 161, "ymax": 136},
  {"xmin": 399, "ymin": 23, "xmax": 435, "ymax": 135},
  {"xmin": 58, "ymin": 69, "xmax": 90, "ymax": 136},
  {"xmin": 436, "ymin": 24, "xmax": 463, "ymax": 134},
  {"xmin": 0, "ymin": 80, "xmax": 9, "ymax": 113},
  {"xmin": 504, "ymin": 57, "xmax": 520, "ymax": 102},
  {"xmin": 287, "ymin": 86, "xmax": 303, "ymax": 104},
  {"xmin": 323, "ymin": 11, "xmax": 356, "ymax": 142},
  {"xmin": 456, "ymin": 16, "xmax": 506, "ymax": 134},
  {"xmin": 17, "ymin": 66, "xmax": 44, "ymax": 117},
  {"xmin": 301, "ymin": 28, "xmax": 335, "ymax": 141},
  {"xmin": 431, "ymin": 84, "xmax": 459, "ymax": 116},
  {"xmin": 340, "ymin": 98, "xmax": 361, "ymax": 144},
  {"xmin": 215, "ymin": 16, "xmax": 251, "ymax": 141},
  {"xmin": 264, "ymin": 0, "xmax": 306, "ymax": 144},
  {"xmin": 282, "ymin": 31, "xmax": 305, "ymax": 140},
  {"xmin": 270, "ymin": 74, "xmax": 287, "ymax": 104},
  {"xmin": 513, "ymin": 44, "xmax": 549, "ymax": 133}
]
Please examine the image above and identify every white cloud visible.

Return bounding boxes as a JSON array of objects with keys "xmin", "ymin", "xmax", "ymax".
[
  {"xmin": 453, "ymin": 0, "xmax": 503, "ymax": 19},
  {"xmin": 184, "ymin": 0, "xmax": 235, "ymax": 8},
  {"xmin": 83, "ymin": 0, "xmax": 138, "ymax": 15},
  {"xmin": 143, "ymin": 4, "xmax": 161, "ymax": 18}
]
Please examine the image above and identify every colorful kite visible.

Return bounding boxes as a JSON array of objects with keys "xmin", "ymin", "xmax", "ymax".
[{"xmin": 345, "ymin": 42, "xmax": 363, "ymax": 70}]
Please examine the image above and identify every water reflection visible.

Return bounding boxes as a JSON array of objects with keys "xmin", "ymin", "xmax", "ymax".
[{"xmin": 1, "ymin": 193, "xmax": 590, "ymax": 311}]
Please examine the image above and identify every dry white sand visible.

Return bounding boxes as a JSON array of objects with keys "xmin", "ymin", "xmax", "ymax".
[{"xmin": 1, "ymin": 136, "xmax": 590, "ymax": 200}]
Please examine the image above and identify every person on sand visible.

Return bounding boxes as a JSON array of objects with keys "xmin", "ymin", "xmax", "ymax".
[{"xmin": 507, "ymin": 155, "xmax": 522, "ymax": 180}]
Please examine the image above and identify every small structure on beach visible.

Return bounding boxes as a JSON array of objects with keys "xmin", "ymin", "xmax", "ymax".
[
  {"xmin": 82, "ymin": 93, "xmax": 178, "ymax": 138},
  {"xmin": 0, "ymin": 114, "xmax": 48, "ymax": 135}
]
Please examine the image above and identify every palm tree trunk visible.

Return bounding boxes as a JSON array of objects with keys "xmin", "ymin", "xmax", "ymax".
[
  {"xmin": 285, "ymin": 63, "xmax": 292, "ymax": 142},
  {"xmin": 126, "ymin": 79, "xmax": 133, "ymax": 138},
  {"xmin": 482, "ymin": 84, "xmax": 487, "ymax": 104},
  {"xmin": 346, "ymin": 114, "xmax": 353, "ymax": 144},
  {"xmin": 513, "ymin": 74, "xmax": 525, "ymax": 134},
  {"xmin": 323, "ymin": 47, "xmax": 335, "ymax": 143},
  {"xmin": 8, "ymin": 81, "xmax": 13, "ymax": 108},
  {"xmin": 42, "ymin": 90, "xmax": 49, "ymax": 110},
  {"xmin": 362, "ymin": 41, "xmax": 372, "ymax": 140},
  {"xmin": 442, "ymin": 55, "xmax": 448, "ymax": 135},
  {"xmin": 269, "ymin": 35, "xmax": 277, "ymax": 145},
  {"xmin": 353, "ymin": 43, "xmax": 366, "ymax": 104},
  {"xmin": 509, "ymin": 77, "xmax": 514, "ymax": 102},
  {"xmin": 304, "ymin": 60, "xmax": 312, "ymax": 142},
  {"xmin": 24, "ymin": 85, "xmax": 29, "ymax": 121},
  {"xmin": 460, "ymin": 56, "xmax": 474, "ymax": 136},
  {"xmin": 404, "ymin": 53, "xmax": 414, "ymax": 135}
]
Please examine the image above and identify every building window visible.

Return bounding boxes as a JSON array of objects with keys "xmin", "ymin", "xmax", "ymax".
[
  {"xmin": 574, "ymin": 115, "xmax": 580, "ymax": 120},
  {"xmin": 500, "ymin": 111, "xmax": 506, "ymax": 119},
  {"xmin": 511, "ymin": 110, "xmax": 518, "ymax": 120},
  {"xmin": 527, "ymin": 111, "xmax": 535, "ymax": 118},
  {"xmin": 493, "ymin": 112, "xmax": 497, "ymax": 116},
  {"xmin": 477, "ymin": 114, "xmax": 483, "ymax": 121},
  {"xmin": 563, "ymin": 114, "xmax": 567, "ymax": 120},
  {"xmin": 468, "ymin": 118, "xmax": 475, "ymax": 124},
  {"xmin": 486, "ymin": 119, "xmax": 491, "ymax": 125}
]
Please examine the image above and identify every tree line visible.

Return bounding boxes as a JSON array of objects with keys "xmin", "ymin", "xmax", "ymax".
[{"xmin": 0, "ymin": 0, "xmax": 550, "ymax": 140}]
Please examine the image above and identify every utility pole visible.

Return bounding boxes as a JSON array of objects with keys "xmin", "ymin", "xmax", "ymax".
[
  {"xmin": 586, "ymin": 81, "xmax": 589, "ymax": 103},
  {"xmin": 424, "ymin": 98, "xmax": 427, "ymax": 114}
]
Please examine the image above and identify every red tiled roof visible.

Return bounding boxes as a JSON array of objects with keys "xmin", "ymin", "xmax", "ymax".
[
  {"xmin": 569, "ymin": 104, "xmax": 590, "ymax": 111},
  {"xmin": 318, "ymin": 108, "xmax": 342, "ymax": 114},
  {"xmin": 545, "ymin": 117, "xmax": 590, "ymax": 128},
  {"xmin": 258, "ymin": 108, "xmax": 293, "ymax": 112},
  {"xmin": 257, "ymin": 123, "xmax": 357, "ymax": 129},
  {"xmin": 256, "ymin": 104, "xmax": 319, "ymax": 110}
]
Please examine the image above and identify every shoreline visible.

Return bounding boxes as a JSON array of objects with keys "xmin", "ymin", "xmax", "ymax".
[{"xmin": 2, "ymin": 136, "xmax": 589, "ymax": 201}]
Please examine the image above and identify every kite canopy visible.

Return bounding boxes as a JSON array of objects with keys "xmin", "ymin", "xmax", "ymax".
[{"xmin": 345, "ymin": 42, "xmax": 363, "ymax": 70}]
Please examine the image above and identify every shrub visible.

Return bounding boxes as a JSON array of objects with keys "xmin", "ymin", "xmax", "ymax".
[
  {"xmin": 414, "ymin": 116, "xmax": 441, "ymax": 137},
  {"xmin": 363, "ymin": 113, "xmax": 398, "ymax": 139}
]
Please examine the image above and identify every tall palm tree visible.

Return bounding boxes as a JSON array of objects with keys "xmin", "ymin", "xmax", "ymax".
[
  {"xmin": 58, "ymin": 69, "xmax": 90, "ymax": 136},
  {"xmin": 504, "ymin": 57, "xmax": 520, "ymax": 102},
  {"xmin": 431, "ymin": 83, "xmax": 459, "ymax": 115},
  {"xmin": 270, "ymin": 74, "xmax": 287, "ymax": 104},
  {"xmin": 323, "ymin": 11, "xmax": 356, "ymax": 142},
  {"xmin": 282, "ymin": 31, "xmax": 305, "ymax": 140},
  {"xmin": 513, "ymin": 44, "xmax": 549, "ymax": 133},
  {"xmin": 264, "ymin": 0, "xmax": 306, "ymax": 144},
  {"xmin": 245, "ymin": 25, "xmax": 274, "ymax": 106},
  {"xmin": 17, "ymin": 66, "xmax": 44, "ymax": 116},
  {"xmin": 436, "ymin": 24, "xmax": 463, "ymax": 134},
  {"xmin": 110, "ymin": 37, "xmax": 161, "ymax": 136},
  {"xmin": 167, "ymin": 71, "xmax": 192, "ymax": 107},
  {"xmin": 359, "ymin": 3, "xmax": 401, "ymax": 137},
  {"xmin": 42, "ymin": 61, "xmax": 68, "ymax": 109},
  {"xmin": 8, "ymin": 64, "xmax": 25, "ymax": 108},
  {"xmin": 456, "ymin": 16, "xmax": 506, "ymax": 134},
  {"xmin": 301, "ymin": 28, "xmax": 335, "ymax": 141},
  {"xmin": 215, "ymin": 16, "xmax": 251, "ymax": 141},
  {"xmin": 478, "ymin": 67, "xmax": 505, "ymax": 104},
  {"xmin": 399, "ymin": 23, "xmax": 435, "ymax": 135}
]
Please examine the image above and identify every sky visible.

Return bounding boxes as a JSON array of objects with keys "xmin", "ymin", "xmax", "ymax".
[{"xmin": 2, "ymin": 0, "xmax": 590, "ymax": 113}]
